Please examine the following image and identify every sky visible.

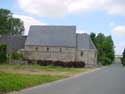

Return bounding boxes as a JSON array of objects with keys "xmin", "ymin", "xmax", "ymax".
[{"xmin": 0, "ymin": 0, "xmax": 125, "ymax": 55}]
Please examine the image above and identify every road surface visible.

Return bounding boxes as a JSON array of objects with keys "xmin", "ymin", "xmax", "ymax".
[{"xmin": 19, "ymin": 62, "xmax": 125, "ymax": 94}]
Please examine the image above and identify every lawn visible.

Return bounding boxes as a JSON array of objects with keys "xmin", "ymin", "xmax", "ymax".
[
  {"xmin": 0, "ymin": 72, "xmax": 64, "ymax": 94},
  {"xmin": 0, "ymin": 64, "xmax": 95, "ymax": 93}
]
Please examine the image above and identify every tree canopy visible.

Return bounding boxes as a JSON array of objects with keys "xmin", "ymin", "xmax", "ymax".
[
  {"xmin": 0, "ymin": 8, "xmax": 24, "ymax": 35},
  {"xmin": 90, "ymin": 33, "xmax": 115, "ymax": 65},
  {"xmin": 122, "ymin": 48, "xmax": 125, "ymax": 66}
]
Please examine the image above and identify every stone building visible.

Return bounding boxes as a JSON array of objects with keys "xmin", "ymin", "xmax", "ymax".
[
  {"xmin": 0, "ymin": 35, "xmax": 26, "ymax": 54},
  {"xmin": 23, "ymin": 26, "xmax": 97, "ymax": 66}
]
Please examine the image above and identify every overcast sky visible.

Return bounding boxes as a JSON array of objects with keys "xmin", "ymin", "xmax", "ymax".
[{"xmin": 0, "ymin": 0, "xmax": 125, "ymax": 55}]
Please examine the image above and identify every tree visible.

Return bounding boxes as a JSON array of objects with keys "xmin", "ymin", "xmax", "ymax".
[
  {"xmin": 0, "ymin": 8, "xmax": 24, "ymax": 35},
  {"xmin": 103, "ymin": 36, "xmax": 114, "ymax": 61},
  {"xmin": 90, "ymin": 32, "xmax": 96, "ymax": 46},
  {"xmin": 90, "ymin": 33, "xmax": 115, "ymax": 65},
  {"xmin": 0, "ymin": 44, "xmax": 7, "ymax": 63},
  {"xmin": 122, "ymin": 48, "xmax": 125, "ymax": 66},
  {"xmin": 96, "ymin": 33, "xmax": 105, "ymax": 62}
]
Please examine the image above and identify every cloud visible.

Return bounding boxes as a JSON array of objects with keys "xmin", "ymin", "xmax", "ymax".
[
  {"xmin": 115, "ymin": 42, "xmax": 125, "ymax": 55},
  {"xmin": 112, "ymin": 25, "xmax": 125, "ymax": 55},
  {"xmin": 112, "ymin": 25, "xmax": 125, "ymax": 36},
  {"xmin": 18, "ymin": 0, "xmax": 125, "ymax": 17},
  {"xmin": 101, "ymin": 0, "xmax": 125, "ymax": 16},
  {"xmin": 68, "ymin": 0, "xmax": 98, "ymax": 13},
  {"xmin": 14, "ymin": 15, "xmax": 46, "ymax": 35},
  {"xmin": 18, "ymin": 0, "xmax": 69, "ymax": 18},
  {"xmin": 76, "ymin": 30, "xmax": 85, "ymax": 34}
]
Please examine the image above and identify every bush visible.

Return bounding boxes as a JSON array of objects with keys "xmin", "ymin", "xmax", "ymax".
[
  {"xmin": 27, "ymin": 60, "xmax": 34, "ymax": 64},
  {"xmin": 11, "ymin": 52, "xmax": 24, "ymax": 60},
  {"xmin": 37, "ymin": 60, "xmax": 85, "ymax": 68},
  {"xmin": 100, "ymin": 57, "xmax": 112, "ymax": 65},
  {"xmin": 122, "ymin": 58, "xmax": 125, "ymax": 66},
  {"xmin": 122, "ymin": 48, "xmax": 125, "ymax": 66},
  {"xmin": 0, "ymin": 44, "xmax": 7, "ymax": 63},
  {"xmin": 37, "ymin": 60, "xmax": 52, "ymax": 66}
]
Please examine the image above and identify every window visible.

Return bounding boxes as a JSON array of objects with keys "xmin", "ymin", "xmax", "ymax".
[
  {"xmin": 81, "ymin": 52, "xmax": 84, "ymax": 56},
  {"xmin": 47, "ymin": 48, "xmax": 49, "ymax": 51},
  {"xmin": 35, "ymin": 47, "xmax": 38, "ymax": 51},
  {"xmin": 95, "ymin": 52, "xmax": 97, "ymax": 57},
  {"xmin": 60, "ymin": 48, "xmax": 62, "ymax": 52}
]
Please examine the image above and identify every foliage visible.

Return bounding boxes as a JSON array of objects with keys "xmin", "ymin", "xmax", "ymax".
[
  {"xmin": 11, "ymin": 52, "xmax": 24, "ymax": 60},
  {"xmin": 0, "ymin": 8, "xmax": 24, "ymax": 35},
  {"xmin": 0, "ymin": 44, "xmax": 7, "ymax": 63},
  {"xmin": 90, "ymin": 33, "xmax": 115, "ymax": 65},
  {"xmin": 32, "ymin": 60, "xmax": 85, "ymax": 68},
  {"xmin": 0, "ymin": 72, "xmax": 64, "ymax": 93},
  {"xmin": 100, "ymin": 57, "xmax": 112, "ymax": 65},
  {"xmin": 90, "ymin": 32, "xmax": 96, "ymax": 46},
  {"xmin": 122, "ymin": 48, "xmax": 125, "ymax": 66}
]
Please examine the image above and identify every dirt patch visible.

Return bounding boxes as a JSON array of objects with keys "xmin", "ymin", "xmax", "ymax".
[{"xmin": 0, "ymin": 68, "xmax": 79, "ymax": 77}]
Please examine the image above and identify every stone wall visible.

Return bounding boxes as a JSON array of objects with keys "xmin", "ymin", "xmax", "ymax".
[
  {"xmin": 24, "ymin": 46, "xmax": 76, "ymax": 62},
  {"xmin": 76, "ymin": 49, "xmax": 97, "ymax": 67},
  {"xmin": 23, "ymin": 46, "xmax": 97, "ymax": 66}
]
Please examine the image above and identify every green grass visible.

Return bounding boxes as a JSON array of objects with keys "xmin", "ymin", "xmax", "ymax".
[
  {"xmin": 0, "ymin": 64, "xmax": 93, "ymax": 93},
  {"xmin": 0, "ymin": 72, "xmax": 65, "ymax": 93}
]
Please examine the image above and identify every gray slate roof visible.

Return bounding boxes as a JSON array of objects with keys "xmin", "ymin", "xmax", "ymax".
[
  {"xmin": 25, "ymin": 26, "xmax": 76, "ymax": 48},
  {"xmin": 0, "ymin": 35, "xmax": 27, "ymax": 53},
  {"xmin": 77, "ymin": 33, "xmax": 96, "ymax": 49},
  {"xmin": 26, "ymin": 25, "xmax": 96, "ymax": 50}
]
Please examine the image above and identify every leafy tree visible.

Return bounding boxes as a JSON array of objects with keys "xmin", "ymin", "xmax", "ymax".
[
  {"xmin": 96, "ymin": 33, "xmax": 105, "ymax": 62},
  {"xmin": 0, "ymin": 44, "xmax": 7, "ymax": 63},
  {"xmin": 122, "ymin": 48, "xmax": 125, "ymax": 66},
  {"xmin": 103, "ymin": 36, "xmax": 114, "ymax": 61},
  {"xmin": 0, "ymin": 8, "xmax": 24, "ymax": 35},
  {"xmin": 11, "ymin": 52, "xmax": 24, "ymax": 60},
  {"xmin": 90, "ymin": 33, "xmax": 96, "ymax": 46},
  {"xmin": 90, "ymin": 33, "xmax": 115, "ymax": 65}
]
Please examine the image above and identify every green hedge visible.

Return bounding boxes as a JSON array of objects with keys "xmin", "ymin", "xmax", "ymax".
[
  {"xmin": 121, "ymin": 49, "xmax": 125, "ymax": 66},
  {"xmin": 100, "ymin": 57, "xmax": 112, "ymax": 65},
  {"xmin": 121, "ymin": 58, "xmax": 125, "ymax": 66},
  {"xmin": 0, "ymin": 44, "xmax": 7, "ymax": 63},
  {"xmin": 11, "ymin": 52, "xmax": 24, "ymax": 60}
]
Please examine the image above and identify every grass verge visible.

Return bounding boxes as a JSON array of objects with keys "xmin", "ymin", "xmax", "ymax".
[
  {"xmin": 0, "ymin": 72, "xmax": 65, "ymax": 94},
  {"xmin": 0, "ymin": 64, "xmax": 95, "ymax": 93}
]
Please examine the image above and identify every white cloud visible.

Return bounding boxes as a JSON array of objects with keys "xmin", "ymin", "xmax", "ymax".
[
  {"xmin": 115, "ymin": 42, "xmax": 125, "ymax": 55},
  {"xmin": 18, "ymin": 0, "xmax": 69, "ymax": 18},
  {"xmin": 14, "ymin": 15, "xmax": 46, "ymax": 35},
  {"xmin": 68, "ymin": 0, "xmax": 98, "ymax": 13},
  {"xmin": 76, "ymin": 30, "xmax": 85, "ymax": 34},
  {"xmin": 18, "ymin": 0, "xmax": 125, "ymax": 17},
  {"xmin": 112, "ymin": 25, "xmax": 125, "ymax": 36},
  {"xmin": 112, "ymin": 25, "xmax": 125, "ymax": 55}
]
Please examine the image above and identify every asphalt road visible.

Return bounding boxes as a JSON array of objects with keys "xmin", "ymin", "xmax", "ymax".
[{"xmin": 19, "ymin": 62, "xmax": 125, "ymax": 94}]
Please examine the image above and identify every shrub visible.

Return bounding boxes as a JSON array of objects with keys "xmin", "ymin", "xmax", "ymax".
[
  {"xmin": 37, "ymin": 60, "xmax": 52, "ymax": 66},
  {"xmin": 37, "ymin": 60, "xmax": 85, "ymax": 68},
  {"xmin": 27, "ymin": 60, "xmax": 34, "ymax": 64},
  {"xmin": 0, "ymin": 44, "xmax": 7, "ymax": 63},
  {"xmin": 100, "ymin": 57, "xmax": 112, "ymax": 65},
  {"xmin": 11, "ymin": 52, "xmax": 24, "ymax": 60},
  {"xmin": 122, "ymin": 48, "xmax": 125, "ymax": 66},
  {"xmin": 122, "ymin": 58, "xmax": 125, "ymax": 66}
]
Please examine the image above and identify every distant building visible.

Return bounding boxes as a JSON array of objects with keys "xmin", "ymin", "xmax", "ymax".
[
  {"xmin": 0, "ymin": 35, "xmax": 26, "ymax": 54},
  {"xmin": 0, "ymin": 26, "xmax": 97, "ymax": 67},
  {"xmin": 23, "ymin": 26, "xmax": 97, "ymax": 67}
]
